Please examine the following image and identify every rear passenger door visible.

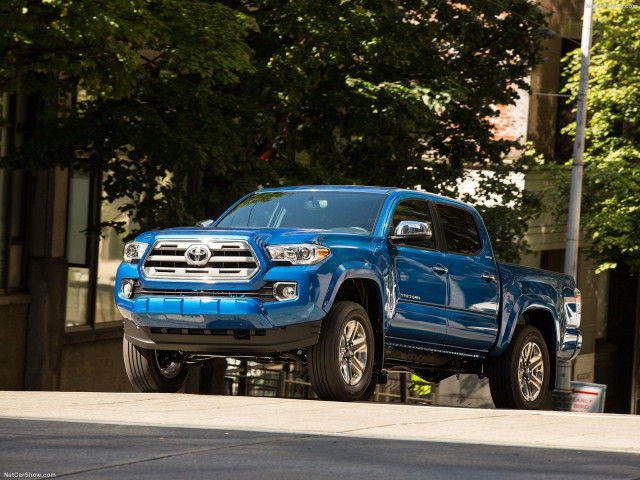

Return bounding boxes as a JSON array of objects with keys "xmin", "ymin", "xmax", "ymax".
[{"xmin": 436, "ymin": 203, "xmax": 500, "ymax": 352}]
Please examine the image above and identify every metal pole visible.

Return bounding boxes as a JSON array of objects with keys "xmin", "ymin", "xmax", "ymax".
[
  {"xmin": 400, "ymin": 373, "xmax": 408, "ymax": 403},
  {"xmin": 555, "ymin": 0, "xmax": 594, "ymax": 411},
  {"xmin": 631, "ymin": 278, "xmax": 640, "ymax": 415}
]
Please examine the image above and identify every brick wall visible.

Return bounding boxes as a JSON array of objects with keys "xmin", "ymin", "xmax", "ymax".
[{"xmin": 488, "ymin": 87, "xmax": 530, "ymax": 158}]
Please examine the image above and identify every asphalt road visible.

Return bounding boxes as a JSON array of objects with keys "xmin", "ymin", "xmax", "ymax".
[
  {"xmin": 1, "ymin": 392, "xmax": 640, "ymax": 479},
  {"xmin": 2, "ymin": 418, "xmax": 640, "ymax": 480}
]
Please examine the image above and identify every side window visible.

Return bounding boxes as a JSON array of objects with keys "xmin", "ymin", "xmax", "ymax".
[
  {"xmin": 389, "ymin": 199, "xmax": 435, "ymax": 250},
  {"xmin": 437, "ymin": 204, "xmax": 482, "ymax": 255}
]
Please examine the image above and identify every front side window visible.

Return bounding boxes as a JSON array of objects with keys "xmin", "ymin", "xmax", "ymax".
[
  {"xmin": 388, "ymin": 199, "xmax": 436, "ymax": 250},
  {"xmin": 437, "ymin": 204, "xmax": 482, "ymax": 255},
  {"xmin": 217, "ymin": 191, "xmax": 386, "ymax": 234}
]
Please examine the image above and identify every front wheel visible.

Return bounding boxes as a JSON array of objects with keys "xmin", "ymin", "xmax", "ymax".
[
  {"xmin": 489, "ymin": 325, "xmax": 550, "ymax": 409},
  {"xmin": 308, "ymin": 301, "xmax": 375, "ymax": 401},
  {"xmin": 123, "ymin": 337, "xmax": 190, "ymax": 393}
]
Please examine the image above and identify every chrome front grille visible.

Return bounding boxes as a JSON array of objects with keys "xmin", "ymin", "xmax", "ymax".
[{"xmin": 141, "ymin": 240, "xmax": 260, "ymax": 281}]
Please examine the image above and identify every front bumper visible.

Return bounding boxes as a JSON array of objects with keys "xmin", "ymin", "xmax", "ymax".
[
  {"xmin": 116, "ymin": 260, "xmax": 328, "ymax": 353},
  {"xmin": 118, "ymin": 294, "xmax": 326, "ymax": 353},
  {"xmin": 124, "ymin": 317, "xmax": 321, "ymax": 353}
]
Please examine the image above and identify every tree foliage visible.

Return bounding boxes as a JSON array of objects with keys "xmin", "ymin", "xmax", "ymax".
[
  {"xmin": 563, "ymin": 6, "xmax": 640, "ymax": 272},
  {"xmin": 1, "ymin": 0, "xmax": 262, "ymax": 231},
  {"xmin": 1, "ymin": 0, "xmax": 548, "ymax": 261}
]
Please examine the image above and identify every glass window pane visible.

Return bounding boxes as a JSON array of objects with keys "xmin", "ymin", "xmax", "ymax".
[
  {"xmin": 66, "ymin": 266, "xmax": 90, "ymax": 327},
  {"xmin": 15, "ymin": 94, "xmax": 28, "ymax": 124},
  {"xmin": 95, "ymin": 196, "xmax": 127, "ymax": 324},
  {"xmin": 10, "ymin": 170, "xmax": 23, "ymax": 238},
  {"xmin": 437, "ymin": 204, "xmax": 482, "ymax": 255},
  {"xmin": 7, "ymin": 244, "xmax": 22, "ymax": 288},
  {"xmin": 0, "ymin": 169, "xmax": 5, "ymax": 289},
  {"xmin": 217, "ymin": 191, "xmax": 385, "ymax": 234},
  {"xmin": 389, "ymin": 199, "xmax": 436, "ymax": 250},
  {"xmin": 66, "ymin": 172, "xmax": 91, "ymax": 265}
]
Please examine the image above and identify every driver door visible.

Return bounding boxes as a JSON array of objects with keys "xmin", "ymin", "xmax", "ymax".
[{"xmin": 386, "ymin": 198, "xmax": 449, "ymax": 345}]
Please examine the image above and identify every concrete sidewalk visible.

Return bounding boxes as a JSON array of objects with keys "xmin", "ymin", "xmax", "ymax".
[{"xmin": 0, "ymin": 391, "xmax": 639, "ymax": 454}]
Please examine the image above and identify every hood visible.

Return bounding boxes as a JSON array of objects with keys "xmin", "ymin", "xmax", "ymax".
[
  {"xmin": 135, "ymin": 226, "xmax": 377, "ymax": 249},
  {"xmin": 135, "ymin": 226, "xmax": 328, "ymax": 247}
]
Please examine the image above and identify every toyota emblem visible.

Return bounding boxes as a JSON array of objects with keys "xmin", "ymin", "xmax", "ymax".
[{"xmin": 185, "ymin": 244, "xmax": 212, "ymax": 266}]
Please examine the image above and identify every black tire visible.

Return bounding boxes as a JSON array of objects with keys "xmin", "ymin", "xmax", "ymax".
[
  {"xmin": 489, "ymin": 325, "xmax": 550, "ymax": 410},
  {"xmin": 123, "ymin": 337, "xmax": 190, "ymax": 393},
  {"xmin": 358, "ymin": 372, "xmax": 380, "ymax": 402},
  {"xmin": 308, "ymin": 301, "xmax": 375, "ymax": 401}
]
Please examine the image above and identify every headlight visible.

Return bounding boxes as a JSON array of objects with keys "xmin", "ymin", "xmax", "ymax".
[
  {"xmin": 123, "ymin": 242, "xmax": 148, "ymax": 263},
  {"xmin": 266, "ymin": 244, "xmax": 330, "ymax": 265}
]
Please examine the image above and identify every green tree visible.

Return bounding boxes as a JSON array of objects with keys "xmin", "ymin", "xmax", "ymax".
[
  {"xmin": 1, "ymin": 0, "xmax": 548, "ymax": 261},
  {"xmin": 1, "ymin": 0, "xmax": 262, "ymax": 231},
  {"xmin": 234, "ymin": 0, "xmax": 547, "ymax": 261},
  {"xmin": 563, "ymin": 6, "xmax": 640, "ymax": 272}
]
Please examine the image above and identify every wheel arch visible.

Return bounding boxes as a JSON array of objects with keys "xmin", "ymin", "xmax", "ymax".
[
  {"xmin": 329, "ymin": 274, "xmax": 385, "ymax": 374},
  {"xmin": 519, "ymin": 308, "xmax": 558, "ymax": 391}
]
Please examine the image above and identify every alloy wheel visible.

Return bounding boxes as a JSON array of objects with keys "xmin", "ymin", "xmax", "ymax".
[
  {"xmin": 518, "ymin": 341, "xmax": 544, "ymax": 402},
  {"xmin": 338, "ymin": 319, "xmax": 368, "ymax": 386}
]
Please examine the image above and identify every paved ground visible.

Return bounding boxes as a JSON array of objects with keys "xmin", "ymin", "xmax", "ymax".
[
  {"xmin": 1, "ymin": 392, "xmax": 639, "ymax": 479},
  {"xmin": 3, "ymin": 418, "xmax": 640, "ymax": 480},
  {"xmin": 1, "ymin": 391, "xmax": 639, "ymax": 452}
]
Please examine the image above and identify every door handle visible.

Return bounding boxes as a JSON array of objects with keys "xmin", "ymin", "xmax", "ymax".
[
  {"xmin": 433, "ymin": 264, "xmax": 448, "ymax": 275},
  {"xmin": 481, "ymin": 272, "xmax": 496, "ymax": 282}
]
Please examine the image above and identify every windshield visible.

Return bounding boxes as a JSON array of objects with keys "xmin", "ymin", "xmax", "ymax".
[{"xmin": 216, "ymin": 191, "xmax": 386, "ymax": 234}]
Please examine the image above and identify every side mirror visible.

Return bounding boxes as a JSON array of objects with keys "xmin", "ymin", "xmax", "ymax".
[
  {"xmin": 389, "ymin": 220, "xmax": 433, "ymax": 244},
  {"xmin": 195, "ymin": 219, "xmax": 214, "ymax": 228}
]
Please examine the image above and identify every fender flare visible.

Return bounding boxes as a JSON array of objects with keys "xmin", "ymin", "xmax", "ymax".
[
  {"xmin": 321, "ymin": 262, "xmax": 386, "ymax": 316},
  {"xmin": 491, "ymin": 296, "xmax": 560, "ymax": 358},
  {"xmin": 322, "ymin": 262, "xmax": 388, "ymax": 374}
]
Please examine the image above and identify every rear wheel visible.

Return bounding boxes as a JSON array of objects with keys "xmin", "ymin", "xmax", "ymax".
[
  {"xmin": 489, "ymin": 325, "xmax": 550, "ymax": 409},
  {"xmin": 308, "ymin": 301, "xmax": 375, "ymax": 401},
  {"xmin": 123, "ymin": 337, "xmax": 190, "ymax": 393}
]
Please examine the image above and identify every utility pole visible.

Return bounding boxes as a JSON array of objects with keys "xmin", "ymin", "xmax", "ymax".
[{"xmin": 555, "ymin": 0, "xmax": 594, "ymax": 411}]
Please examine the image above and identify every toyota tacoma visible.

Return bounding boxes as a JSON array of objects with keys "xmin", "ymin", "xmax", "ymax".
[{"xmin": 115, "ymin": 186, "xmax": 582, "ymax": 409}]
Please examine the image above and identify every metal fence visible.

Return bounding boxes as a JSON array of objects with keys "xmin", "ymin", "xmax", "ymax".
[{"xmin": 222, "ymin": 360, "xmax": 437, "ymax": 404}]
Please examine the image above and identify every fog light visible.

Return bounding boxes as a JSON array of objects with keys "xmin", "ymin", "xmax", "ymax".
[
  {"xmin": 273, "ymin": 282, "xmax": 298, "ymax": 301},
  {"xmin": 121, "ymin": 279, "xmax": 135, "ymax": 299}
]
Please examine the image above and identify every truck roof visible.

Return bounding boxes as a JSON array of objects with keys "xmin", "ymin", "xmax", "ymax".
[
  {"xmin": 257, "ymin": 185, "xmax": 470, "ymax": 208},
  {"xmin": 259, "ymin": 185, "xmax": 399, "ymax": 194}
]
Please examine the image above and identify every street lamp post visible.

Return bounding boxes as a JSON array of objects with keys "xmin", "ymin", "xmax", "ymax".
[{"xmin": 555, "ymin": 0, "xmax": 594, "ymax": 411}]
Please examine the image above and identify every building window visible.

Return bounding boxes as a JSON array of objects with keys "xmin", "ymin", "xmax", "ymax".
[
  {"xmin": 95, "ymin": 195, "xmax": 132, "ymax": 324},
  {"xmin": 65, "ymin": 171, "xmax": 132, "ymax": 328},
  {"xmin": 0, "ymin": 94, "xmax": 31, "ymax": 293},
  {"xmin": 540, "ymin": 249, "xmax": 566, "ymax": 274},
  {"xmin": 554, "ymin": 39, "xmax": 578, "ymax": 163}
]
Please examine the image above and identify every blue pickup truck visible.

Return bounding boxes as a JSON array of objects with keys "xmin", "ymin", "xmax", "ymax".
[{"xmin": 116, "ymin": 186, "xmax": 581, "ymax": 409}]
